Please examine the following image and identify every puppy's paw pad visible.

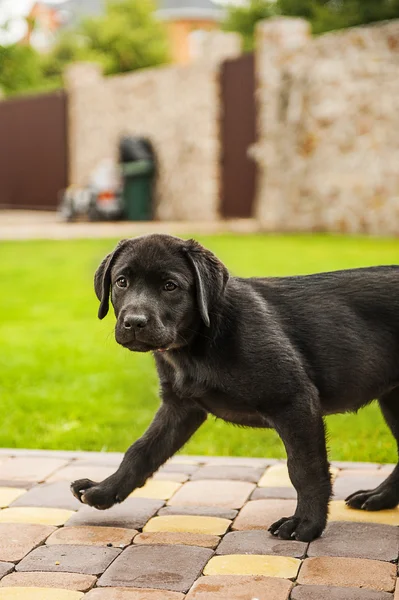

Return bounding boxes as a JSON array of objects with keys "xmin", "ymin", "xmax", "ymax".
[{"xmin": 70, "ymin": 479, "xmax": 98, "ymax": 502}]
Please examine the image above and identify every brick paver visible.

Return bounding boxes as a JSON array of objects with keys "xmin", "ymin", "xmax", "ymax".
[
  {"xmin": 129, "ymin": 480, "xmax": 181, "ymax": 500},
  {"xmin": 291, "ymin": 586, "xmax": 393, "ymax": 599},
  {"xmin": 11, "ymin": 482, "xmax": 81, "ymax": 511},
  {"xmin": 190, "ymin": 465, "xmax": 264, "ymax": 482},
  {"xmin": 298, "ymin": 557, "xmax": 396, "ymax": 592},
  {"xmin": 0, "ymin": 507, "xmax": 74, "ymax": 526},
  {"xmin": 98, "ymin": 545, "xmax": 213, "ymax": 592},
  {"xmin": 0, "ymin": 457, "xmax": 68, "ymax": 482},
  {"xmin": 143, "ymin": 515, "xmax": 231, "ymax": 535},
  {"xmin": 168, "ymin": 479, "xmax": 255, "ymax": 509},
  {"xmin": 0, "ymin": 488, "xmax": 26, "ymax": 508},
  {"xmin": 158, "ymin": 505, "xmax": 238, "ymax": 520},
  {"xmin": 85, "ymin": 588, "xmax": 185, "ymax": 599},
  {"xmin": 65, "ymin": 498, "xmax": 163, "ymax": 529},
  {"xmin": 134, "ymin": 531, "xmax": 220, "ymax": 548},
  {"xmin": 46, "ymin": 526, "xmax": 137, "ymax": 547},
  {"xmin": 47, "ymin": 464, "xmax": 115, "ymax": 483},
  {"xmin": 0, "ymin": 589, "xmax": 84, "ymax": 599},
  {"xmin": 186, "ymin": 575, "xmax": 293, "ymax": 599},
  {"xmin": 0, "ymin": 562, "xmax": 14, "ymax": 580},
  {"xmin": 16, "ymin": 544, "xmax": 121, "ymax": 575},
  {"xmin": 258, "ymin": 464, "xmax": 339, "ymax": 488},
  {"xmin": 216, "ymin": 530, "xmax": 307, "ymax": 557},
  {"xmin": 232, "ymin": 499, "xmax": 297, "ymax": 530},
  {"xmin": 0, "ymin": 450, "xmax": 398, "ymax": 598},
  {"xmin": 0, "ymin": 523, "xmax": 56, "ymax": 562},
  {"xmin": 329, "ymin": 500, "xmax": 399, "ymax": 525},
  {"xmin": 308, "ymin": 521, "xmax": 399, "ymax": 561},
  {"xmin": 0, "ymin": 572, "xmax": 96, "ymax": 592},
  {"xmin": 333, "ymin": 472, "xmax": 386, "ymax": 500},
  {"xmin": 203, "ymin": 554, "xmax": 301, "ymax": 578}
]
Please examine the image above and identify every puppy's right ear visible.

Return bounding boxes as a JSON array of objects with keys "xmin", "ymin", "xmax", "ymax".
[{"xmin": 94, "ymin": 240, "xmax": 128, "ymax": 320}]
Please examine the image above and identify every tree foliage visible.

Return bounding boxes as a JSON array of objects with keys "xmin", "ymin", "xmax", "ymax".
[
  {"xmin": 223, "ymin": 0, "xmax": 277, "ymax": 51},
  {"xmin": 0, "ymin": 0, "xmax": 170, "ymax": 96},
  {"xmin": 223, "ymin": 0, "xmax": 399, "ymax": 51},
  {"xmin": 0, "ymin": 44, "xmax": 45, "ymax": 96}
]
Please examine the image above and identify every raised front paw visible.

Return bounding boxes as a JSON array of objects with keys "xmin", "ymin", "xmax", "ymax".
[
  {"xmin": 269, "ymin": 515, "xmax": 325, "ymax": 542},
  {"xmin": 70, "ymin": 478, "xmax": 123, "ymax": 510}
]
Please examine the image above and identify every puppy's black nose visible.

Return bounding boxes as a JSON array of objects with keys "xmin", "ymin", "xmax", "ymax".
[{"xmin": 123, "ymin": 315, "xmax": 148, "ymax": 329}]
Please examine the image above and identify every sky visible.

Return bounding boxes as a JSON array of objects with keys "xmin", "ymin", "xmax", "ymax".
[{"xmin": 0, "ymin": 0, "xmax": 246, "ymax": 44}]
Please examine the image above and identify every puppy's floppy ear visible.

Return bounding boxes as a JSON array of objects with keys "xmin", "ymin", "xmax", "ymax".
[
  {"xmin": 182, "ymin": 239, "xmax": 229, "ymax": 327},
  {"xmin": 94, "ymin": 239, "xmax": 128, "ymax": 320}
]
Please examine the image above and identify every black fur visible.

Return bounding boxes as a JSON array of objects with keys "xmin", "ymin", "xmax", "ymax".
[{"xmin": 71, "ymin": 234, "xmax": 399, "ymax": 542}]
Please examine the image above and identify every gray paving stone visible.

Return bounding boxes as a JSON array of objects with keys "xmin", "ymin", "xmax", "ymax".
[
  {"xmin": 291, "ymin": 585, "xmax": 393, "ymax": 600},
  {"xmin": 98, "ymin": 544, "xmax": 214, "ymax": 593},
  {"xmin": 308, "ymin": 521, "xmax": 399, "ymax": 562},
  {"xmin": 158, "ymin": 464, "xmax": 199, "ymax": 476},
  {"xmin": 158, "ymin": 505, "xmax": 238, "ymax": 520},
  {"xmin": 330, "ymin": 462, "xmax": 380, "ymax": 470},
  {"xmin": 190, "ymin": 465, "xmax": 264, "ymax": 483},
  {"xmin": 251, "ymin": 486, "xmax": 297, "ymax": 500},
  {"xmin": 65, "ymin": 498, "xmax": 164, "ymax": 529},
  {"xmin": 0, "ymin": 562, "xmax": 13, "ymax": 580},
  {"xmin": 181, "ymin": 456, "xmax": 276, "ymax": 468},
  {"xmin": 333, "ymin": 475, "xmax": 386, "ymax": 500},
  {"xmin": 11, "ymin": 481, "xmax": 82, "ymax": 511},
  {"xmin": 0, "ymin": 480, "xmax": 35, "ymax": 489},
  {"xmin": 16, "ymin": 544, "xmax": 121, "ymax": 575},
  {"xmin": 216, "ymin": 530, "xmax": 307, "ymax": 558}
]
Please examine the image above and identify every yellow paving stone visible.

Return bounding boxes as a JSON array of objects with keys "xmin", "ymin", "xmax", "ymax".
[
  {"xmin": 329, "ymin": 500, "xmax": 399, "ymax": 525},
  {"xmin": 0, "ymin": 488, "xmax": 26, "ymax": 508},
  {"xmin": 129, "ymin": 480, "xmax": 181, "ymax": 500},
  {"xmin": 203, "ymin": 554, "xmax": 301, "ymax": 579},
  {"xmin": 0, "ymin": 588, "xmax": 84, "ymax": 600},
  {"xmin": 0, "ymin": 507, "xmax": 74, "ymax": 526},
  {"xmin": 143, "ymin": 515, "xmax": 231, "ymax": 536},
  {"xmin": 258, "ymin": 464, "xmax": 339, "ymax": 488}
]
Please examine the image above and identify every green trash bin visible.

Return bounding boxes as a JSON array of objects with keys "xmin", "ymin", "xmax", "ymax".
[{"xmin": 121, "ymin": 159, "xmax": 155, "ymax": 221}]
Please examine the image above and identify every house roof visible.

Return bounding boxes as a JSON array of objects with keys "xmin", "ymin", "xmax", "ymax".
[
  {"xmin": 156, "ymin": 0, "xmax": 224, "ymax": 22},
  {"xmin": 43, "ymin": 0, "xmax": 104, "ymax": 27},
  {"xmin": 42, "ymin": 0, "xmax": 224, "ymax": 26}
]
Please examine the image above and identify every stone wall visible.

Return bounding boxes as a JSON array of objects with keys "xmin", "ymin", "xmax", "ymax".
[
  {"xmin": 254, "ymin": 18, "xmax": 399, "ymax": 235},
  {"xmin": 65, "ymin": 31, "xmax": 240, "ymax": 221}
]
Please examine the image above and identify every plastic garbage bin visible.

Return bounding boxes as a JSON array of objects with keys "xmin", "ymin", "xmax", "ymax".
[{"xmin": 119, "ymin": 137, "xmax": 156, "ymax": 221}]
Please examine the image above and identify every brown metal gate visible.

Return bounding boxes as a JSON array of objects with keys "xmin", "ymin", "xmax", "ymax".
[
  {"xmin": 0, "ymin": 90, "xmax": 68, "ymax": 210},
  {"xmin": 220, "ymin": 53, "xmax": 257, "ymax": 219}
]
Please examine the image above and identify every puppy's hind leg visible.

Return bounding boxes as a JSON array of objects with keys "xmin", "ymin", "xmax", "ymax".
[{"xmin": 346, "ymin": 387, "xmax": 399, "ymax": 511}]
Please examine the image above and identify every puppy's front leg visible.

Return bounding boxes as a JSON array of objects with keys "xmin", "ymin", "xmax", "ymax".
[
  {"xmin": 268, "ymin": 399, "xmax": 332, "ymax": 542},
  {"xmin": 71, "ymin": 399, "xmax": 207, "ymax": 509}
]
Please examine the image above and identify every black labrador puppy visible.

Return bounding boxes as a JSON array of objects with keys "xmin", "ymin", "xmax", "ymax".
[{"xmin": 71, "ymin": 234, "xmax": 399, "ymax": 541}]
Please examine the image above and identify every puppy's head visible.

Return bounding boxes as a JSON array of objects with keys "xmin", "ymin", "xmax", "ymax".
[{"xmin": 94, "ymin": 234, "xmax": 229, "ymax": 352}]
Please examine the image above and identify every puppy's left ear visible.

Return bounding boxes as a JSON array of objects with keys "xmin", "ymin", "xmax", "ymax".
[
  {"xmin": 94, "ymin": 239, "xmax": 128, "ymax": 320},
  {"xmin": 183, "ymin": 239, "xmax": 229, "ymax": 327}
]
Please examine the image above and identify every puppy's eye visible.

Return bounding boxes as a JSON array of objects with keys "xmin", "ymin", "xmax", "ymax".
[
  {"xmin": 116, "ymin": 276, "xmax": 128, "ymax": 288},
  {"xmin": 164, "ymin": 281, "xmax": 177, "ymax": 291}
]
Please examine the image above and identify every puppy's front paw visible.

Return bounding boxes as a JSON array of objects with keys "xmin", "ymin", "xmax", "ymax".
[
  {"xmin": 269, "ymin": 515, "xmax": 324, "ymax": 542},
  {"xmin": 70, "ymin": 478, "xmax": 122, "ymax": 510}
]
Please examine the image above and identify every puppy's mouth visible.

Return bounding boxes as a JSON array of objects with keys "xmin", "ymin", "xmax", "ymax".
[{"xmin": 117, "ymin": 337, "xmax": 174, "ymax": 353}]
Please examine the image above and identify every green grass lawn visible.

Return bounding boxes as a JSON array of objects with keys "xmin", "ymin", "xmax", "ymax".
[{"xmin": 1, "ymin": 233, "xmax": 398, "ymax": 462}]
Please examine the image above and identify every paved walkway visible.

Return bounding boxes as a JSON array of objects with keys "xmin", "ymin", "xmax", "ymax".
[
  {"xmin": 0, "ymin": 211, "xmax": 260, "ymax": 240},
  {"xmin": 0, "ymin": 449, "xmax": 398, "ymax": 599}
]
